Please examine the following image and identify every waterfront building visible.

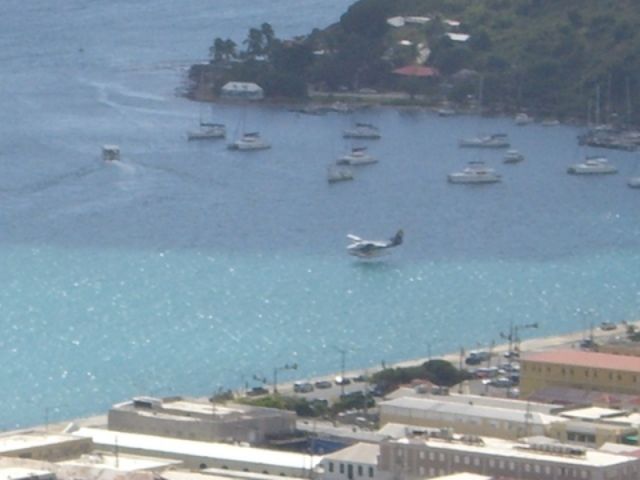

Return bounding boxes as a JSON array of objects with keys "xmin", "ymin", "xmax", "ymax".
[
  {"xmin": 0, "ymin": 432, "xmax": 91, "ymax": 462},
  {"xmin": 220, "ymin": 82, "xmax": 264, "ymax": 100},
  {"xmin": 377, "ymin": 431, "xmax": 640, "ymax": 480},
  {"xmin": 520, "ymin": 350, "xmax": 640, "ymax": 397},
  {"xmin": 379, "ymin": 396, "xmax": 564, "ymax": 441},
  {"xmin": 319, "ymin": 443, "xmax": 388, "ymax": 480},
  {"xmin": 73, "ymin": 427, "xmax": 320, "ymax": 477},
  {"xmin": 108, "ymin": 397, "xmax": 295, "ymax": 446},
  {"xmin": 548, "ymin": 406, "xmax": 637, "ymax": 447}
]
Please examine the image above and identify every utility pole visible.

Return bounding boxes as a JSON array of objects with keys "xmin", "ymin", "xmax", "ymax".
[
  {"xmin": 273, "ymin": 363, "xmax": 297, "ymax": 394},
  {"xmin": 336, "ymin": 347, "xmax": 347, "ymax": 397}
]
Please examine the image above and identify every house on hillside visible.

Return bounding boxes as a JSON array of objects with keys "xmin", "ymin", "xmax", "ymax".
[{"xmin": 220, "ymin": 81, "xmax": 264, "ymax": 100}]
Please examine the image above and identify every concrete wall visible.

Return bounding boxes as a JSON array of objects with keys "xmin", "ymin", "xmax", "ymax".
[{"xmin": 108, "ymin": 408, "xmax": 295, "ymax": 445}]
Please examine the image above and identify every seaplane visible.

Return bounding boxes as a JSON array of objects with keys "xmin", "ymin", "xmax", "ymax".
[{"xmin": 346, "ymin": 229, "xmax": 404, "ymax": 258}]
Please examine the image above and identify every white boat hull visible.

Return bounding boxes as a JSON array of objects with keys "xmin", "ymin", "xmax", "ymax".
[{"xmin": 448, "ymin": 174, "xmax": 501, "ymax": 184}]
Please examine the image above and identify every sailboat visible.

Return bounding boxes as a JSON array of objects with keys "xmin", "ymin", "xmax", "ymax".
[
  {"xmin": 227, "ymin": 111, "xmax": 271, "ymax": 151},
  {"xmin": 187, "ymin": 109, "xmax": 226, "ymax": 140},
  {"xmin": 459, "ymin": 76, "xmax": 510, "ymax": 148}
]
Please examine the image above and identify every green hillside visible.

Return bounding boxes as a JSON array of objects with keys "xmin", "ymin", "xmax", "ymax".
[{"xmin": 194, "ymin": 0, "xmax": 640, "ymax": 122}]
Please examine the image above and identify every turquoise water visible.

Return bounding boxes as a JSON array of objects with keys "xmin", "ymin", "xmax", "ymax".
[{"xmin": 1, "ymin": 1, "xmax": 640, "ymax": 429}]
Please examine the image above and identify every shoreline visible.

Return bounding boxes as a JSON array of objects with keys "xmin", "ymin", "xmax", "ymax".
[{"xmin": 13, "ymin": 319, "xmax": 638, "ymax": 436}]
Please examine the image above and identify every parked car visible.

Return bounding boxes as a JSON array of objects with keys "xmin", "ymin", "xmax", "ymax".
[
  {"xmin": 293, "ymin": 382, "xmax": 314, "ymax": 393},
  {"xmin": 335, "ymin": 376, "xmax": 352, "ymax": 386},
  {"xmin": 579, "ymin": 338, "xmax": 596, "ymax": 349},
  {"xmin": 247, "ymin": 386, "xmax": 269, "ymax": 396},
  {"xmin": 465, "ymin": 350, "xmax": 491, "ymax": 365},
  {"xmin": 600, "ymin": 321, "xmax": 617, "ymax": 331},
  {"xmin": 489, "ymin": 376, "xmax": 514, "ymax": 388},
  {"xmin": 314, "ymin": 380, "xmax": 332, "ymax": 389}
]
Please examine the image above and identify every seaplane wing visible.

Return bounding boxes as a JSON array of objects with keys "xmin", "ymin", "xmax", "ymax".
[{"xmin": 346, "ymin": 229, "xmax": 404, "ymax": 258}]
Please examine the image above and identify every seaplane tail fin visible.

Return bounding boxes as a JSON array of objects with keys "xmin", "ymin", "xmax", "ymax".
[
  {"xmin": 347, "ymin": 234, "xmax": 362, "ymax": 242},
  {"xmin": 390, "ymin": 229, "xmax": 404, "ymax": 247}
]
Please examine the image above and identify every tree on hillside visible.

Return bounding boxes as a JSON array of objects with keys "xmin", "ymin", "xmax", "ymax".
[
  {"xmin": 245, "ymin": 27, "xmax": 265, "ymax": 57},
  {"xmin": 261, "ymin": 23, "xmax": 276, "ymax": 54},
  {"xmin": 210, "ymin": 37, "xmax": 237, "ymax": 63},
  {"xmin": 340, "ymin": 0, "xmax": 393, "ymax": 38}
]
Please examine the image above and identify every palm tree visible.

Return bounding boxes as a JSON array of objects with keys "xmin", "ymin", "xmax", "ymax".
[
  {"xmin": 261, "ymin": 22, "xmax": 275, "ymax": 55},
  {"xmin": 210, "ymin": 37, "xmax": 225, "ymax": 63},
  {"xmin": 222, "ymin": 39, "xmax": 237, "ymax": 61},
  {"xmin": 244, "ymin": 27, "xmax": 264, "ymax": 57}
]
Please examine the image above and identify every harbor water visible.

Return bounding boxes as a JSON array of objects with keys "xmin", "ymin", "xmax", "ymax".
[{"xmin": 1, "ymin": 0, "xmax": 640, "ymax": 429}]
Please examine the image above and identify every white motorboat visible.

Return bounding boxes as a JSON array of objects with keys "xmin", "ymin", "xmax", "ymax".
[
  {"xmin": 515, "ymin": 113, "xmax": 533, "ymax": 125},
  {"xmin": 102, "ymin": 144, "xmax": 120, "ymax": 161},
  {"xmin": 503, "ymin": 149, "xmax": 525, "ymax": 164},
  {"xmin": 343, "ymin": 123, "xmax": 381, "ymax": 139},
  {"xmin": 567, "ymin": 156, "xmax": 617, "ymax": 174},
  {"xmin": 187, "ymin": 122, "xmax": 226, "ymax": 140},
  {"xmin": 541, "ymin": 118, "xmax": 560, "ymax": 126},
  {"xmin": 437, "ymin": 106, "xmax": 456, "ymax": 117},
  {"xmin": 336, "ymin": 147, "xmax": 378, "ymax": 166},
  {"xmin": 448, "ymin": 162, "xmax": 501, "ymax": 184},
  {"xmin": 327, "ymin": 165, "xmax": 354, "ymax": 183},
  {"xmin": 228, "ymin": 132, "xmax": 271, "ymax": 151},
  {"xmin": 628, "ymin": 176, "xmax": 640, "ymax": 188},
  {"xmin": 459, "ymin": 133, "xmax": 510, "ymax": 148}
]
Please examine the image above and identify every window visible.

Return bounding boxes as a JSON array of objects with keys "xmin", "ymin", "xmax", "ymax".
[
  {"xmin": 368, "ymin": 467, "xmax": 374, "ymax": 478},
  {"xmin": 464, "ymin": 456, "xmax": 470, "ymax": 465},
  {"xmin": 340, "ymin": 464, "xmax": 345, "ymax": 474},
  {"xmin": 419, "ymin": 451, "xmax": 425, "ymax": 459},
  {"xmin": 358, "ymin": 466, "xmax": 363, "ymax": 476},
  {"xmin": 429, "ymin": 452, "xmax": 435, "ymax": 461},
  {"xmin": 454, "ymin": 455, "xmax": 460, "ymax": 464},
  {"xmin": 329, "ymin": 462, "xmax": 334, "ymax": 473},
  {"xmin": 419, "ymin": 467, "xmax": 425, "ymax": 476}
]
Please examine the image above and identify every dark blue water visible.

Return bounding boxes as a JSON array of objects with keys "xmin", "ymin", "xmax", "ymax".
[{"xmin": 0, "ymin": 0, "xmax": 639, "ymax": 429}]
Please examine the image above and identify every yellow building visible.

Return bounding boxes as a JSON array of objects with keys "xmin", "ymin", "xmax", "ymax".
[{"xmin": 520, "ymin": 349, "xmax": 640, "ymax": 398}]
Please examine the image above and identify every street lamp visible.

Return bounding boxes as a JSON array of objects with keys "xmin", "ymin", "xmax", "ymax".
[
  {"xmin": 500, "ymin": 321, "xmax": 538, "ymax": 357},
  {"xmin": 335, "ymin": 347, "xmax": 347, "ymax": 396},
  {"xmin": 273, "ymin": 363, "xmax": 297, "ymax": 394}
]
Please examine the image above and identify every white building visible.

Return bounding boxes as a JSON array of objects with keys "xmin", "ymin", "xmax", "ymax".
[
  {"xmin": 319, "ymin": 443, "xmax": 388, "ymax": 480},
  {"xmin": 220, "ymin": 82, "xmax": 264, "ymax": 100},
  {"xmin": 108, "ymin": 397, "xmax": 295, "ymax": 445},
  {"xmin": 378, "ymin": 433, "xmax": 640, "ymax": 480},
  {"xmin": 73, "ymin": 428, "xmax": 320, "ymax": 477},
  {"xmin": 379, "ymin": 396, "xmax": 565, "ymax": 440}
]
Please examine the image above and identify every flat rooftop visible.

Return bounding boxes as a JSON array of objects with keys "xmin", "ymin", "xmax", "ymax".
[
  {"xmin": 523, "ymin": 349, "xmax": 640, "ymax": 373},
  {"xmin": 0, "ymin": 432, "xmax": 85, "ymax": 454},
  {"xmin": 322, "ymin": 443, "xmax": 379, "ymax": 465},
  {"xmin": 389, "ymin": 435, "xmax": 634, "ymax": 467},
  {"xmin": 380, "ymin": 396, "xmax": 563, "ymax": 426},
  {"xmin": 560, "ymin": 407, "xmax": 625, "ymax": 421},
  {"xmin": 0, "ymin": 468, "xmax": 54, "ymax": 480},
  {"xmin": 73, "ymin": 428, "xmax": 320, "ymax": 470},
  {"xmin": 59, "ymin": 452, "xmax": 182, "ymax": 472}
]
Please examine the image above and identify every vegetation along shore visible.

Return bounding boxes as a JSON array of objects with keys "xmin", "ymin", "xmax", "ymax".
[{"xmin": 187, "ymin": 0, "xmax": 640, "ymax": 124}]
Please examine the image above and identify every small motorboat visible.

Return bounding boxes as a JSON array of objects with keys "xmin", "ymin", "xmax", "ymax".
[
  {"xmin": 336, "ymin": 147, "xmax": 377, "ymax": 166},
  {"xmin": 102, "ymin": 145, "xmax": 120, "ymax": 161},
  {"xmin": 343, "ymin": 123, "xmax": 381, "ymax": 139},
  {"xmin": 448, "ymin": 162, "xmax": 501, "ymax": 184},
  {"xmin": 567, "ymin": 156, "xmax": 617, "ymax": 174},
  {"xmin": 228, "ymin": 132, "xmax": 271, "ymax": 151},
  {"xmin": 503, "ymin": 149, "xmax": 525, "ymax": 164},
  {"xmin": 327, "ymin": 165, "xmax": 354, "ymax": 183},
  {"xmin": 459, "ymin": 133, "xmax": 510, "ymax": 148},
  {"xmin": 187, "ymin": 122, "xmax": 226, "ymax": 140}
]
